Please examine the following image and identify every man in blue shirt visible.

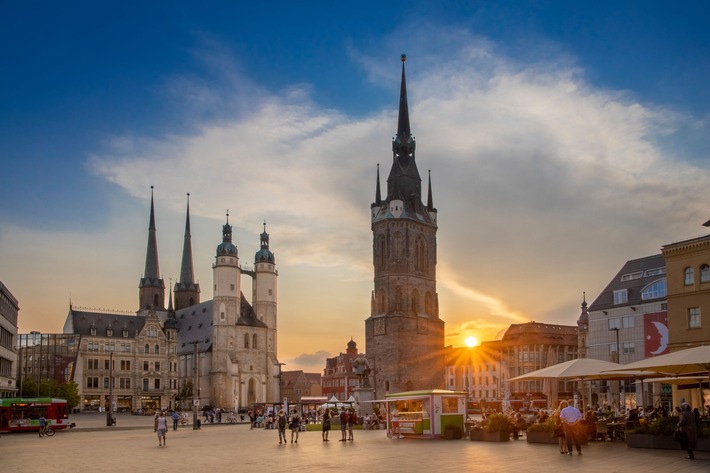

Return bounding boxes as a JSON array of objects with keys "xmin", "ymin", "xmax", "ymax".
[
  {"xmin": 560, "ymin": 400, "xmax": 583, "ymax": 455},
  {"xmin": 38, "ymin": 415, "xmax": 47, "ymax": 437}
]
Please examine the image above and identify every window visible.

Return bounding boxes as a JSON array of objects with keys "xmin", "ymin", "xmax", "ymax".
[
  {"xmin": 609, "ymin": 344, "xmax": 618, "ymax": 356},
  {"xmin": 121, "ymin": 343, "xmax": 131, "ymax": 353},
  {"xmin": 684, "ymin": 267, "xmax": 694, "ymax": 286},
  {"xmin": 145, "ymin": 344, "xmax": 150, "ymax": 354},
  {"xmin": 104, "ymin": 359, "xmax": 110, "ymax": 370},
  {"xmin": 252, "ymin": 334, "xmax": 257, "ymax": 349},
  {"xmin": 155, "ymin": 362, "xmax": 161, "ymax": 372},
  {"xmin": 143, "ymin": 379, "xmax": 149, "ymax": 391},
  {"xmin": 154, "ymin": 344, "xmax": 160, "ymax": 354},
  {"xmin": 613, "ymin": 289, "xmax": 628, "ymax": 305},
  {"xmin": 105, "ymin": 343, "xmax": 115, "ymax": 352},
  {"xmin": 622, "ymin": 342, "xmax": 636, "ymax": 354},
  {"xmin": 644, "ymin": 267, "xmax": 666, "ymax": 277},
  {"xmin": 641, "ymin": 279, "xmax": 666, "ymax": 300},
  {"xmin": 701, "ymin": 264, "xmax": 710, "ymax": 283},
  {"xmin": 688, "ymin": 307, "xmax": 701, "ymax": 329},
  {"xmin": 88, "ymin": 341, "xmax": 99, "ymax": 352},
  {"xmin": 88, "ymin": 359, "xmax": 99, "ymax": 370},
  {"xmin": 146, "ymin": 327, "xmax": 158, "ymax": 337},
  {"xmin": 244, "ymin": 334, "xmax": 249, "ymax": 348},
  {"xmin": 120, "ymin": 360, "xmax": 130, "ymax": 371},
  {"xmin": 608, "ymin": 318, "xmax": 621, "ymax": 330},
  {"xmin": 120, "ymin": 378, "xmax": 131, "ymax": 389},
  {"xmin": 144, "ymin": 361, "xmax": 149, "ymax": 371},
  {"xmin": 620, "ymin": 271, "xmax": 643, "ymax": 282},
  {"xmin": 123, "ymin": 329, "xmax": 129, "ymax": 338},
  {"xmin": 87, "ymin": 377, "xmax": 99, "ymax": 388},
  {"xmin": 154, "ymin": 379, "xmax": 161, "ymax": 390},
  {"xmin": 622, "ymin": 316, "xmax": 635, "ymax": 329},
  {"xmin": 103, "ymin": 377, "xmax": 109, "ymax": 389},
  {"xmin": 90, "ymin": 327, "xmax": 96, "ymax": 336}
]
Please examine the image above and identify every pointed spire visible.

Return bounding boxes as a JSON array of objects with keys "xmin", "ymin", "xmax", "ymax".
[
  {"xmin": 167, "ymin": 279, "xmax": 174, "ymax": 312},
  {"xmin": 426, "ymin": 169, "xmax": 434, "ymax": 211},
  {"xmin": 179, "ymin": 193, "xmax": 195, "ymax": 285},
  {"xmin": 396, "ymin": 54, "xmax": 411, "ymax": 141},
  {"xmin": 375, "ymin": 164, "xmax": 382, "ymax": 205},
  {"xmin": 144, "ymin": 186, "xmax": 160, "ymax": 279}
]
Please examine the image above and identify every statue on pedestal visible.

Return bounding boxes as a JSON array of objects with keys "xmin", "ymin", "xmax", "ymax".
[{"xmin": 352, "ymin": 355, "xmax": 372, "ymax": 387}]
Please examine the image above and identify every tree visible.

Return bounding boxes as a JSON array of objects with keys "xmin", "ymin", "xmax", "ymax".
[{"xmin": 56, "ymin": 381, "xmax": 80, "ymax": 408}]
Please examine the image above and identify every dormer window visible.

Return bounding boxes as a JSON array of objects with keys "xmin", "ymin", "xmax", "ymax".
[
  {"xmin": 90, "ymin": 327, "xmax": 96, "ymax": 336},
  {"xmin": 106, "ymin": 329, "xmax": 112, "ymax": 336},
  {"xmin": 123, "ymin": 330, "xmax": 129, "ymax": 338},
  {"xmin": 613, "ymin": 289, "xmax": 628, "ymax": 305}
]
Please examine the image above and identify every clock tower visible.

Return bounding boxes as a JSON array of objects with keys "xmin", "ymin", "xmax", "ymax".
[{"xmin": 365, "ymin": 55, "xmax": 445, "ymax": 397}]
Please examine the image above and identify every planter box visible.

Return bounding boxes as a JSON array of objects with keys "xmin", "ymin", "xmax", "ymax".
[
  {"xmin": 626, "ymin": 433, "xmax": 678, "ymax": 450},
  {"xmin": 469, "ymin": 430, "xmax": 509, "ymax": 442},
  {"xmin": 526, "ymin": 430, "xmax": 557, "ymax": 444}
]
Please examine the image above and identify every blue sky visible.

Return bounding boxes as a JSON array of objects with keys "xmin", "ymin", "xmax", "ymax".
[{"xmin": 2, "ymin": 1, "xmax": 710, "ymax": 371}]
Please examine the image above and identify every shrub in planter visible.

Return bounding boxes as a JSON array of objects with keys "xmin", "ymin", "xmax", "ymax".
[{"xmin": 482, "ymin": 413, "xmax": 513, "ymax": 434}]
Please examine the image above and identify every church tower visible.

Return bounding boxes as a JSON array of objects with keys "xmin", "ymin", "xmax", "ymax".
[
  {"xmin": 365, "ymin": 55, "xmax": 445, "ymax": 396},
  {"xmin": 211, "ymin": 212, "xmax": 241, "ymax": 408},
  {"xmin": 174, "ymin": 194, "xmax": 201, "ymax": 310},
  {"xmin": 252, "ymin": 223, "xmax": 279, "ymax": 402},
  {"xmin": 138, "ymin": 186, "xmax": 166, "ymax": 311}
]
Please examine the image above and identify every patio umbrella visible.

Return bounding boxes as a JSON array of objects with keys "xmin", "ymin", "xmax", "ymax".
[
  {"xmin": 510, "ymin": 358, "xmax": 623, "ymax": 409},
  {"xmin": 510, "ymin": 358, "xmax": 622, "ymax": 381},
  {"xmin": 603, "ymin": 345, "xmax": 710, "ymax": 408}
]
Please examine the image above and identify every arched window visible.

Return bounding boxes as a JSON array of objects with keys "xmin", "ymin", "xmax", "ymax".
[
  {"xmin": 641, "ymin": 279, "xmax": 667, "ymax": 300},
  {"xmin": 701, "ymin": 264, "xmax": 710, "ymax": 283},
  {"xmin": 144, "ymin": 344, "xmax": 150, "ymax": 354},
  {"xmin": 684, "ymin": 267, "xmax": 694, "ymax": 286},
  {"xmin": 411, "ymin": 289, "xmax": 419, "ymax": 314},
  {"xmin": 252, "ymin": 334, "xmax": 258, "ymax": 349},
  {"xmin": 395, "ymin": 287, "xmax": 403, "ymax": 311},
  {"xmin": 153, "ymin": 294, "xmax": 159, "ymax": 307},
  {"xmin": 248, "ymin": 378, "xmax": 256, "ymax": 406},
  {"xmin": 424, "ymin": 293, "xmax": 432, "ymax": 315},
  {"xmin": 378, "ymin": 289, "xmax": 386, "ymax": 313},
  {"xmin": 415, "ymin": 236, "xmax": 427, "ymax": 272},
  {"xmin": 154, "ymin": 344, "xmax": 160, "ymax": 355},
  {"xmin": 244, "ymin": 334, "xmax": 250, "ymax": 348},
  {"xmin": 377, "ymin": 234, "xmax": 386, "ymax": 268}
]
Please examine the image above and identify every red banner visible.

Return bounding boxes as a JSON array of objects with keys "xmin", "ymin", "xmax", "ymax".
[{"xmin": 644, "ymin": 311, "xmax": 669, "ymax": 357}]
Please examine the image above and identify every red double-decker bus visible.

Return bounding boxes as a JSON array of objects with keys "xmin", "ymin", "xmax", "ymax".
[{"xmin": 0, "ymin": 398, "xmax": 71, "ymax": 433}]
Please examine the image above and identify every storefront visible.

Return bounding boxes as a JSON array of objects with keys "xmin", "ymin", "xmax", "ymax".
[
  {"xmin": 382, "ymin": 389, "xmax": 466, "ymax": 439},
  {"xmin": 82, "ymin": 395, "xmax": 102, "ymax": 411},
  {"xmin": 140, "ymin": 396, "xmax": 161, "ymax": 412},
  {"xmin": 117, "ymin": 395, "xmax": 133, "ymax": 413}
]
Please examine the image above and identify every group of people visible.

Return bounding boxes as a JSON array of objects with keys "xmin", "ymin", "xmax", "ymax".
[
  {"xmin": 321, "ymin": 406, "xmax": 357, "ymax": 442},
  {"xmin": 552, "ymin": 400, "xmax": 584, "ymax": 455},
  {"xmin": 276, "ymin": 409, "xmax": 302, "ymax": 444}
]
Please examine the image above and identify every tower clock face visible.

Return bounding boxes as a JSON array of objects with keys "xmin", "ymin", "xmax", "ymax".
[{"xmin": 374, "ymin": 318, "xmax": 385, "ymax": 335}]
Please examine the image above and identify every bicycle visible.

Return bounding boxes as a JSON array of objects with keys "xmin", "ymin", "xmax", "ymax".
[{"xmin": 38, "ymin": 425, "xmax": 55, "ymax": 437}]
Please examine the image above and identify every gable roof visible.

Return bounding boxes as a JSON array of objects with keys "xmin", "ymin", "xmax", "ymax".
[{"xmin": 588, "ymin": 254, "xmax": 666, "ymax": 312}]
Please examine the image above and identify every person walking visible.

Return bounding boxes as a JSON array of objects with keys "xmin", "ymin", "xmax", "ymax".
[
  {"xmin": 560, "ymin": 400, "xmax": 583, "ymax": 455},
  {"xmin": 322, "ymin": 408, "xmax": 331, "ymax": 442},
  {"xmin": 678, "ymin": 403, "xmax": 700, "ymax": 459},
  {"xmin": 277, "ymin": 410, "xmax": 287, "ymax": 444},
  {"xmin": 553, "ymin": 401, "xmax": 568, "ymax": 454},
  {"xmin": 154, "ymin": 411, "xmax": 168, "ymax": 447},
  {"xmin": 339, "ymin": 407, "xmax": 348, "ymax": 441},
  {"xmin": 289, "ymin": 409, "xmax": 301, "ymax": 444},
  {"xmin": 347, "ymin": 408, "xmax": 357, "ymax": 441},
  {"xmin": 171, "ymin": 411, "xmax": 180, "ymax": 431}
]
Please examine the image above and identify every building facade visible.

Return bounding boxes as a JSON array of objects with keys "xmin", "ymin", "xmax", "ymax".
[
  {"xmin": 0, "ymin": 281, "xmax": 19, "ymax": 397},
  {"xmin": 321, "ymin": 339, "xmax": 362, "ymax": 401},
  {"xmin": 364, "ymin": 55, "xmax": 445, "ymax": 398},
  {"xmin": 587, "ymin": 254, "xmax": 668, "ymax": 408},
  {"xmin": 662, "ymin": 234, "xmax": 710, "ymax": 350},
  {"xmin": 280, "ymin": 370, "xmax": 322, "ymax": 404},
  {"xmin": 502, "ymin": 322, "xmax": 578, "ymax": 408},
  {"xmin": 445, "ymin": 341, "xmax": 501, "ymax": 406},
  {"xmin": 59, "ymin": 190, "xmax": 280, "ymax": 412}
]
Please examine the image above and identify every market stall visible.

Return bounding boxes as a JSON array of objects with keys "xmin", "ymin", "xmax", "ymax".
[{"xmin": 381, "ymin": 389, "xmax": 466, "ymax": 439}]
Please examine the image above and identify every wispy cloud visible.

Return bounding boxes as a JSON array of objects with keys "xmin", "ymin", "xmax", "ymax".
[{"xmin": 13, "ymin": 23, "xmax": 709, "ymax": 368}]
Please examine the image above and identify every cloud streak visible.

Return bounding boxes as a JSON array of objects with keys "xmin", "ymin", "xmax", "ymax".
[{"xmin": 11, "ymin": 24, "xmax": 709, "ymax": 371}]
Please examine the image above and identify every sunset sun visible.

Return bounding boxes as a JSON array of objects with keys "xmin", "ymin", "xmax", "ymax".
[{"xmin": 465, "ymin": 336, "xmax": 478, "ymax": 347}]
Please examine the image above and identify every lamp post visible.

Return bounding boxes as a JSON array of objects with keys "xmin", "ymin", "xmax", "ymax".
[
  {"xmin": 191, "ymin": 341, "xmax": 200, "ymax": 430},
  {"xmin": 106, "ymin": 351, "xmax": 114, "ymax": 426},
  {"xmin": 609, "ymin": 327, "xmax": 621, "ymax": 411}
]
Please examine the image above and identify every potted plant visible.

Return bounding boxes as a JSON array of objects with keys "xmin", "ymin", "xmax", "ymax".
[
  {"xmin": 479, "ymin": 413, "xmax": 512, "ymax": 442},
  {"xmin": 626, "ymin": 416, "xmax": 710, "ymax": 451},
  {"xmin": 526, "ymin": 417, "xmax": 557, "ymax": 444}
]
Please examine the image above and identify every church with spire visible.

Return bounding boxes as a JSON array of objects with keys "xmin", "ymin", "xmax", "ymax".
[
  {"xmin": 365, "ymin": 55, "xmax": 446, "ymax": 396},
  {"xmin": 63, "ymin": 187, "xmax": 280, "ymax": 412}
]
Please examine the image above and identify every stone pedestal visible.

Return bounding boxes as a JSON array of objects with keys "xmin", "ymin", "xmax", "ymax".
[{"xmin": 352, "ymin": 386, "xmax": 375, "ymax": 418}]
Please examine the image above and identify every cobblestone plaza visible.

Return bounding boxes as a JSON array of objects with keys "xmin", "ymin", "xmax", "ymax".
[{"xmin": 0, "ymin": 413, "xmax": 707, "ymax": 473}]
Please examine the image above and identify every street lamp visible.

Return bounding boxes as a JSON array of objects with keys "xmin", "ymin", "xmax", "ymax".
[
  {"xmin": 609, "ymin": 327, "xmax": 621, "ymax": 412},
  {"xmin": 106, "ymin": 351, "xmax": 114, "ymax": 426}
]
